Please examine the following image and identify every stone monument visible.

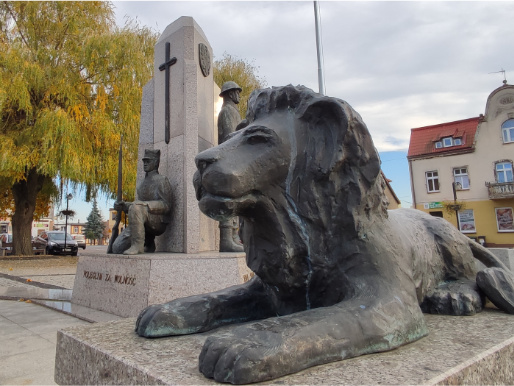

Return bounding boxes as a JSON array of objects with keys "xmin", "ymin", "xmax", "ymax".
[{"xmin": 70, "ymin": 17, "xmax": 251, "ymax": 318}]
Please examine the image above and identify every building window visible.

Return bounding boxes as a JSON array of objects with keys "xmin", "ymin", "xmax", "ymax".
[
  {"xmin": 435, "ymin": 141, "xmax": 442, "ymax": 148},
  {"xmin": 453, "ymin": 167, "xmax": 470, "ymax": 189},
  {"xmin": 442, "ymin": 137, "xmax": 453, "ymax": 147},
  {"xmin": 454, "ymin": 138, "xmax": 462, "ymax": 145},
  {"xmin": 502, "ymin": 119, "xmax": 514, "ymax": 143},
  {"xmin": 458, "ymin": 209, "xmax": 476, "ymax": 233},
  {"xmin": 496, "ymin": 207, "xmax": 514, "ymax": 232},
  {"xmin": 112, "ymin": 212, "xmax": 117, "ymax": 220},
  {"xmin": 496, "ymin": 162, "xmax": 513, "ymax": 183},
  {"xmin": 73, "ymin": 226, "xmax": 79, "ymax": 233},
  {"xmin": 426, "ymin": 171, "xmax": 440, "ymax": 192}
]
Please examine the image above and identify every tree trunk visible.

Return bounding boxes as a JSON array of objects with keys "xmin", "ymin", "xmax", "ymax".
[{"xmin": 11, "ymin": 169, "xmax": 47, "ymax": 255}]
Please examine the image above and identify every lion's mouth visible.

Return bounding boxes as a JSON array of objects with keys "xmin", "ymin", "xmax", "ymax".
[{"xmin": 197, "ymin": 190, "xmax": 261, "ymax": 221}]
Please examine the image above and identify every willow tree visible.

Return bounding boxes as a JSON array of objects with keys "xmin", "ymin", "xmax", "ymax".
[
  {"xmin": 213, "ymin": 52, "xmax": 266, "ymax": 118},
  {"xmin": 0, "ymin": 2, "xmax": 157, "ymax": 255}
]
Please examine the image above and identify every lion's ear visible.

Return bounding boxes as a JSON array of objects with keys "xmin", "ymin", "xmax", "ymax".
[
  {"xmin": 299, "ymin": 98, "xmax": 348, "ymax": 176},
  {"xmin": 300, "ymin": 98, "xmax": 381, "ymax": 185}
]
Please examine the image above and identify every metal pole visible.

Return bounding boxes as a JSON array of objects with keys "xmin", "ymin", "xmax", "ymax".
[
  {"xmin": 452, "ymin": 183, "xmax": 460, "ymax": 231},
  {"xmin": 314, "ymin": 1, "xmax": 325, "ymax": 95},
  {"xmin": 64, "ymin": 196, "xmax": 69, "ymax": 250}
]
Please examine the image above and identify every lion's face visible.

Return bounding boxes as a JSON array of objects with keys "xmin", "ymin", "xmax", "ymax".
[{"xmin": 194, "ymin": 111, "xmax": 296, "ymax": 221}]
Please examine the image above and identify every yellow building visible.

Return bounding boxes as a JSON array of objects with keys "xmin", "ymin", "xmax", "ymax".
[{"xmin": 408, "ymin": 82, "xmax": 514, "ymax": 247}]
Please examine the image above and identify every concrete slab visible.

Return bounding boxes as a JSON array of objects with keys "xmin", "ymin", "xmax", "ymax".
[{"xmin": 55, "ymin": 308, "xmax": 514, "ymax": 385}]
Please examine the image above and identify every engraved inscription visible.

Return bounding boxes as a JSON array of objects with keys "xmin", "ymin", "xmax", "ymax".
[
  {"xmin": 115, "ymin": 274, "xmax": 136, "ymax": 286},
  {"xmin": 83, "ymin": 270, "xmax": 136, "ymax": 286},
  {"xmin": 84, "ymin": 270, "xmax": 103, "ymax": 280}
]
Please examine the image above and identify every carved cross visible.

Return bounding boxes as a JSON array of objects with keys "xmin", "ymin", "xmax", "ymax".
[{"xmin": 159, "ymin": 42, "xmax": 177, "ymax": 144}]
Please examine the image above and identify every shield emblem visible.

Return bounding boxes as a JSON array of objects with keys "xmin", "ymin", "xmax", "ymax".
[{"xmin": 199, "ymin": 43, "xmax": 211, "ymax": 77}]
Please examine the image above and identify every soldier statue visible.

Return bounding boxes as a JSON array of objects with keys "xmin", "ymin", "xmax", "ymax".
[
  {"xmin": 112, "ymin": 149, "xmax": 172, "ymax": 255},
  {"xmin": 218, "ymin": 81, "xmax": 244, "ymax": 252}
]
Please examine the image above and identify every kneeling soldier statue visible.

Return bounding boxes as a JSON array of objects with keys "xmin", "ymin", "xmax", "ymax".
[{"xmin": 112, "ymin": 149, "xmax": 172, "ymax": 255}]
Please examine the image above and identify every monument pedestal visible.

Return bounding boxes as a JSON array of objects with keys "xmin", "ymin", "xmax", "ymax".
[
  {"xmin": 55, "ymin": 309, "xmax": 514, "ymax": 385},
  {"xmin": 71, "ymin": 252, "xmax": 251, "ymax": 318}
]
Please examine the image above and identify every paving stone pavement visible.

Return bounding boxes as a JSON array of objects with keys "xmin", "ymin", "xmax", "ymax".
[
  {"xmin": 0, "ymin": 247, "xmax": 110, "ymax": 385},
  {"xmin": 0, "ymin": 299, "xmax": 89, "ymax": 385}
]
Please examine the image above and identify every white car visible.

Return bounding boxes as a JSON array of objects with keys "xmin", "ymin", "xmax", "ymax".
[{"xmin": 73, "ymin": 234, "xmax": 86, "ymax": 249}]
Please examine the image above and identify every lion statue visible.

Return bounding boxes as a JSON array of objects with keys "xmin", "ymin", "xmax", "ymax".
[{"xmin": 136, "ymin": 85, "xmax": 514, "ymax": 384}]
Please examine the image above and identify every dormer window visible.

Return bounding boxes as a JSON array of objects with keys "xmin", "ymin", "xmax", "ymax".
[
  {"xmin": 442, "ymin": 137, "xmax": 453, "ymax": 147},
  {"xmin": 434, "ymin": 136, "xmax": 463, "ymax": 149},
  {"xmin": 502, "ymin": 119, "xmax": 514, "ymax": 143}
]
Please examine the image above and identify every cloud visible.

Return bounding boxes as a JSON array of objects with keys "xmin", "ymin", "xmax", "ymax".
[{"xmin": 113, "ymin": 1, "xmax": 514, "ymax": 152}]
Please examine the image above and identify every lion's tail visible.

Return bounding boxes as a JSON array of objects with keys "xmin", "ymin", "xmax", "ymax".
[{"xmin": 469, "ymin": 240, "xmax": 510, "ymax": 272}]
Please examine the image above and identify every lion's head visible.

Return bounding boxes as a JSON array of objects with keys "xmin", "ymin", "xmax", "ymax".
[{"xmin": 194, "ymin": 85, "xmax": 388, "ymax": 313}]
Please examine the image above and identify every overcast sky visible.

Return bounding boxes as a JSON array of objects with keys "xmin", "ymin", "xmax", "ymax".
[
  {"xmin": 114, "ymin": 1, "xmax": 513, "ymax": 151},
  {"xmin": 71, "ymin": 1, "xmax": 514, "ymax": 219}
]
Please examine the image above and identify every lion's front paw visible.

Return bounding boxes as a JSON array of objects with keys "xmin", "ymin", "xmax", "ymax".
[
  {"xmin": 135, "ymin": 304, "xmax": 169, "ymax": 337},
  {"xmin": 199, "ymin": 328, "xmax": 284, "ymax": 384}
]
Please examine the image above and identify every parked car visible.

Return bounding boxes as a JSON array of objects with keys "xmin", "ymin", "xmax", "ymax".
[
  {"xmin": 73, "ymin": 234, "xmax": 86, "ymax": 249},
  {"xmin": 36, "ymin": 231, "xmax": 79, "ymax": 256}
]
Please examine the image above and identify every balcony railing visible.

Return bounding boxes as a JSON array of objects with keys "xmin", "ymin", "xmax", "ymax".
[{"xmin": 486, "ymin": 181, "xmax": 514, "ymax": 199}]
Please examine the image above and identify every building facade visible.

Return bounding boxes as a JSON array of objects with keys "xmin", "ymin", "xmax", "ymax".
[{"xmin": 408, "ymin": 83, "xmax": 514, "ymax": 247}]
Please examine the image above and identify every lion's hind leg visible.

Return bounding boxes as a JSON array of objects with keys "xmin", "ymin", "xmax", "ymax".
[
  {"xmin": 420, "ymin": 278, "xmax": 484, "ymax": 316},
  {"xmin": 477, "ymin": 268, "xmax": 514, "ymax": 314}
]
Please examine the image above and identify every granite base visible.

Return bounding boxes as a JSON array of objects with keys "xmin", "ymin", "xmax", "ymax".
[
  {"xmin": 71, "ymin": 252, "xmax": 251, "ymax": 318},
  {"xmin": 55, "ymin": 308, "xmax": 514, "ymax": 385}
]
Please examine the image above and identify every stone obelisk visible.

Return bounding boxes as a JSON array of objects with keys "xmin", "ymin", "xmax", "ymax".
[{"xmin": 137, "ymin": 16, "xmax": 219, "ymax": 253}]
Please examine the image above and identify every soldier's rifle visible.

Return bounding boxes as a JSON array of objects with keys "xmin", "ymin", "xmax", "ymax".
[{"xmin": 107, "ymin": 136, "xmax": 123, "ymax": 253}]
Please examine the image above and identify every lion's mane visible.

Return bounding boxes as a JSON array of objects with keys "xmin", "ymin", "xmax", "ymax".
[{"xmin": 236, "ymin": 85, "xmax": 391, "ymax": 311}]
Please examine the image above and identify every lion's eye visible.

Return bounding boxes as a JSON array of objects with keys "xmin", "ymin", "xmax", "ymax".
[{"xmin": 246, "ymin": 134, "xmax": 271, "ymax": 145}]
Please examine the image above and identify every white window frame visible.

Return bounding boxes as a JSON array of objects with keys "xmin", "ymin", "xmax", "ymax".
[
  {"xmin": 502, "ymin": 119, "xmax": 514, "ymax": 143},
  {"xmin": 453, "ymin": 167, "xmax": 470, "ymax": 190},
  {"xmin": 454, "ymin": 138, "xmax": 462, "ymax": 145},
  {"xmin": 442, "ymin": 137, "xmax": 453, "ymax": 147},
  {"xmin": 496, "ymin": 162, "xmax": 514, "ymax": 183},
  {"xmin": 435, "ymin": 141, "xmax": 442, "ymax": 149},
  {"xmin": 426, "ymin": 171, "xmax": 440, "ymax": 193}
]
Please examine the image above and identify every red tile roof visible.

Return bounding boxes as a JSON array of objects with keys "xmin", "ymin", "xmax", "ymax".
[{"xmin": 407, "ymin": 117, "xmax": 480, "ymax": 159}]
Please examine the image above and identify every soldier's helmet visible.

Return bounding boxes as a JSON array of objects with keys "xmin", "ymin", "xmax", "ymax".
[{"xmin": 219, "ymin": 81, "xmax": 242, "ymax": 97}]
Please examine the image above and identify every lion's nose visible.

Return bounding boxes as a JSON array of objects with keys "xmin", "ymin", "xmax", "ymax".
[{"xmin": 195, "ymin": 148, "xmax": 220, "ymax": 173}]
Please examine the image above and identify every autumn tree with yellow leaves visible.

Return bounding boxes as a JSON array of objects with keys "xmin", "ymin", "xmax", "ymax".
[{"xmin": 0, "ymin": 2, "xmax": 157, "ymax": 255}]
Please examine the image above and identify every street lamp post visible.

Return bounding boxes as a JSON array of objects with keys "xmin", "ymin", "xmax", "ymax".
[
  {"xmin": 64, "ymin": 193, "xmax": 73, "ymax": 250},
  {"xmin": 451, "ymin": 182, "xmax": 462, "ymax": 231}
]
